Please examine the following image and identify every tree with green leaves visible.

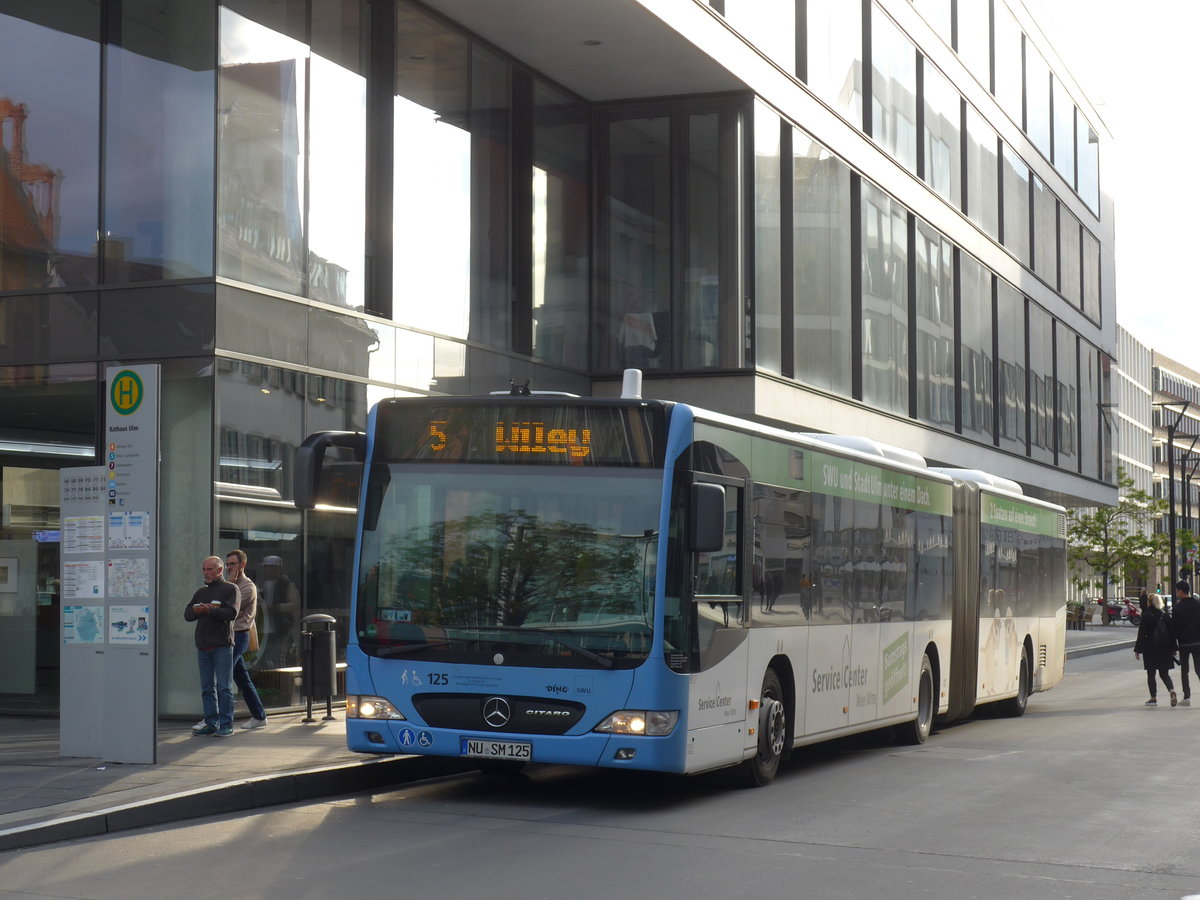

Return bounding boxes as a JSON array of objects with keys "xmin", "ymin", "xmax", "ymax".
[{"xmin": 1067, "ymin": 469, "xmax": 1165, "ymax": 613}]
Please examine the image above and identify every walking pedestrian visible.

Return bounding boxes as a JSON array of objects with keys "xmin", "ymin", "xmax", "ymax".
[
  {"xmin": 184, "ymin": 556, "xmax": 241, "ymax": 735},
  {"xmin": 226, "ymin": 550, "xmax": 268, "ymax": 729},
  {"xmin": 1134, "ymin": 591, "xmax": 1178, "ymax": 707},
  {"xmin": 1172, "ymin": 579, "xmax": 1200, "ymax": 707}
]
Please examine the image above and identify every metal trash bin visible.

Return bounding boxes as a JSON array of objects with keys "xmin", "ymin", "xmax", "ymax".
[{"xmin": 301, "ymin": 613, "xmax": 337, "ymax": 722}]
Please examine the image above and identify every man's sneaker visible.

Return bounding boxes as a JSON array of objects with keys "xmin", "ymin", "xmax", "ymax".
[
  {"xmin": 1182, "ymin": 698, "xmax": 1192, "ymax": 707},
  {"xmin": 191, "ymin": 719, "xmax": 209, "ymax": 732},
  {"xmin": 193, "ymin": 723, "xmax": 218, "ymax": 735},
  {"xmin": 1145, "ymin": 699, "xmax": 1158, "ymax": 706},
  {"xmin": 214, "ymin": 726, "xmax": 235, "ymax": 737},
  {"xmin": 1171, "ymin": 691, "xmax": 1179, "ymax": 707},
  {"xmin": 241, "ymin": 717, "xmax": 267, "ymax": 730}
]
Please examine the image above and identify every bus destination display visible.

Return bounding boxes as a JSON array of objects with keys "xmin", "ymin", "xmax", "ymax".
[{"xmin": 375, "ymin": 401, "xmax": 663, "ymax": 467}]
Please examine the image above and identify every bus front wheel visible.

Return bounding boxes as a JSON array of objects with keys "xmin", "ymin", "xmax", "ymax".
[
  {"xmin": 737, "ymin": 668, "xmax": 787, "ymax": 787},
  {"xmin": 897, "ymin": 654, "xmax": 934, "ymax": 745}
]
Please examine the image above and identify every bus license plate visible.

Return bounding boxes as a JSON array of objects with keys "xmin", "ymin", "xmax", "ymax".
[{"xmin": 460, "ymin": 738, "xmax": 532, "ymax": 760}]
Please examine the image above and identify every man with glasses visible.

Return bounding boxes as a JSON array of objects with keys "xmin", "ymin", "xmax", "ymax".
[
  {"xmin": 226, "ymin": 549, "xmax": 268, "ymax": 729},
  {"xmin": 184, "ymin": 556, "xmax": 240, "ymax": 736}
]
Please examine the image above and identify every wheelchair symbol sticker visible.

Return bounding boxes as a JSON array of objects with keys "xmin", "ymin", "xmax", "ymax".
[{"xmin": 418, "ymin": 731, "xmax": 433, "ymax": 748}]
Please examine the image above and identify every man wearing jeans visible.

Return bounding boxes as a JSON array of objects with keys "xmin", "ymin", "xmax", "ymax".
[
  {"xmin": 184, "ymin": 556, "xmax": 240, "ymax": 736},
  {"xmin": 226, "ymin": 549, "xmax": 268, "ymax": 729}
]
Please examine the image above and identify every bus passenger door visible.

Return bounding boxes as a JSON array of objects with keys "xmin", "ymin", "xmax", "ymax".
[{"xmin": 687, "ymin": 475, "xmax": 751, "ymax": 773}]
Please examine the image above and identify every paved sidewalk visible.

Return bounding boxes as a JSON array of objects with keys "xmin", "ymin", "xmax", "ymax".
[
  {"xmin": 0, "ymin": 625, "xmax": 1136, "ymax": 853},
  {"xmin": 0, "ymin": 711, "xmax": 468, "ymax": 853}
]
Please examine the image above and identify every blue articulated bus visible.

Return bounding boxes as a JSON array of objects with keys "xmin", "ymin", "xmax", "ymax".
[{"xmin": 295, "ymin": 381, "xmax": 1066, "ymax": 786}]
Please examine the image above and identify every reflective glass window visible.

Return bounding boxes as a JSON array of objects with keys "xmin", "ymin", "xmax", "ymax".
[
  {"xmin": 965, "ymin": 104, "xmax": 999, "ymax": 241},
  {"xmin": 922, "ymin": 62, "xmax": 961, "ymax": 208},
  {"xmin": 1025, "ymin": 44, "xmax": 1051, "ymax": 158},
  {"xmin": 1028, "ymin": 303, "xmax": 1054, "ymax": 464},
  {"xmin": 996, "ymin": 281, "xmax": 1026, "ymax": 454},
  {"xmin": 959, "ymin": 253, "xmax": 993, "ymax": 443},
  {"xmin": 393, "ymin": 3, "xmax": 470, "ymax": 338},
  {"xmin": 993, "ymin": 4, "xmax": 1023, "ymax": 125},
  {"xmin": 806, "ymin": 0, "xmax": 863, "ymax": 128},
  {"xmin": 861, "ymin": 183, "xmax": 909, "ymax": 416},
  {"xmin": 308, "ymin": 0, "xmax": 367, "ymax": 310},
  {"xmin": 217, "ymin": 2, "xmax": 307, "ymax": 295},
  {"xmin": 0, "ymin": 6, "xmax": 100, "ymax": 289},
  {"xmin": 1052, "ymin": 77, "xmax": 1075, "ymax": 184},
  {"xmin": 531, "ymin": 81, "xmax": 589, "ymax": 369},
  {"xmin": 914, "ymin": 220, "xmax": 954, "ymax": 429},
  {"xmin": 216, "ymin": 358, "xmax": 304, "ymax": 505},
  {"xmin": 1032, "ymin": 174, "xmax": 1057, "ymax": 281},
  {"xmin": 793, "ymin": 132, "xmax": 852, "ymax": 396},
  {"xmin": 684, "ymin": 111, "xmax": 739, "ymax": 369},
  {"xmin": 755, "ymin": 103, "xmax": 782, "ymax": 373},
  {"xmin": 912, "ymin": 0, "xmax": 951, "ymax": 44},
  {"xmin": 0, "ymin": 293, "xmax": 97, "ymax": 365},
  {"xmin": 1076, "ymin": 110, "xmax": 1100, "ymax": 214},
  {"xmin": 1082, "ymin": 228, "xmax": 1100, "ymax": 323},
  {"xmin": 870, "ymin": 6, "xmax": 917, "ymax": 173},
  {"xmin": 724, "ymin": 0, "xmax": 794, "ymax": 72},
  {"xmin": 1059, "ymin": 207, "xmax": 1081, "ymax": 306},
  {"xmin": 104, "ymin": 0, "xmax": 215, "ymax": 283},
  {"xmin": 1001, "ymin": 143, "xmax": 1030, "ymax": 265},
  {"xmin": 956, "ymin": 0, "xmax": 991, "ymax": 88},
  {"xmin": 0, "ymin": 361, "xmax": 99, "ymax": 709},
  {"xmin": 1056, "ymin": 325, "xmax": 1078, "ymax": 469},
  {"xmin": 601, "ymin": 115, "xmax": 670, "ymax": 371}
]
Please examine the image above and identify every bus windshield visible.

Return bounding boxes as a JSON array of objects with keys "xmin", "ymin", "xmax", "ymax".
[{"xmin": 356, "ymin": 464, "xmax": 662, "ymax": 669}]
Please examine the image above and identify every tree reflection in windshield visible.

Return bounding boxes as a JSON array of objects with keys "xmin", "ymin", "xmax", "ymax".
[{"xmin": 358, "ymin": 470, "xmax": 661, "ymax": 653}]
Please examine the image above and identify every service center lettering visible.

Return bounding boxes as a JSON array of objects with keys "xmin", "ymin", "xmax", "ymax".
[{"xmin": 811, "ymin": 664, "xmax": 870, "ymax": 693}]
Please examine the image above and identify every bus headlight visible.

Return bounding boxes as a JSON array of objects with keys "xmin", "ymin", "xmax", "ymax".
[
  {"xmin": 347, "ymin": 695, "xmax": 406, "ymax": 720},
  {"xmin": 594, "ymin": 710, "xmax": 678, "ymax": 736}
]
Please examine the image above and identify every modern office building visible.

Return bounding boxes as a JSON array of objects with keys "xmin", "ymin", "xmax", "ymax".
[
  {"xmin": 0, "ymin": 0, "xmax": 1118, "ymax": 716},
  {"xmin": 1151, "ymin": 350, "xmax": 1200, "ymax": 587}
]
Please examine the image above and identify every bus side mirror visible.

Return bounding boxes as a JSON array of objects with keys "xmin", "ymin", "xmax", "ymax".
[
  {"xmin": 690, "ymin": 483, "xmax": 726, "ymax": 553},
  {"xmin": 294, "ymin": 431, "xmax": 366, "ymax": 509}
]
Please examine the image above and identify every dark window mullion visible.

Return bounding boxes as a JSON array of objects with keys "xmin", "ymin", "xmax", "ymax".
[{"xmin": 512, "ymin": 69, "xmax": 533, "ymax": 356}]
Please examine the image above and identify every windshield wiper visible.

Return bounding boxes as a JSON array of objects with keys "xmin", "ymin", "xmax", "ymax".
[{"xmin": 456, "ymin": 624, "xmax": 614, "ymax": 669}]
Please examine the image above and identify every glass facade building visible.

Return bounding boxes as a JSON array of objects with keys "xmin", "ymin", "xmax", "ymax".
[{"xmin": 0, "ymin": 0, "xmax": 1117, "ymax": 715}]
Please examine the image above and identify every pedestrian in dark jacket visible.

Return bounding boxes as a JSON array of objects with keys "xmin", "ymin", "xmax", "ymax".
[
  {"xmin": 184, "ymin": 556, "xmax": 240, "ymax": 735},
  {"xmin": 1172, "ymin": 580, "xmax": 1200, "ymax": 707},
  {"xmin": 1135, "ymin": 592, "xmax": 1177, "ymax": 707}
]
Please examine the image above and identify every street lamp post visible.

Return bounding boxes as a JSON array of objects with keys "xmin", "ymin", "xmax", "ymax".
[{"xmin": 1155, "ymin": 401, "xmax": 1191, "ymax": 587}]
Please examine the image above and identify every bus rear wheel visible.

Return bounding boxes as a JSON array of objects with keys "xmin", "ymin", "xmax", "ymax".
[
  {"xmin": 737, "ymin": 669, "xmax": 787, "ymax": 787},
  {"xmin": 897, "ymin": 654, "xmax": 934, "ymax": 745},
  {"xmin": 1000, "ymin": 647, "xmax": 1030, "ymax": 717}
]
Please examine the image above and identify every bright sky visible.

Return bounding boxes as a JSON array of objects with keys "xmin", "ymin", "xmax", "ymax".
[{"xmin": 1034, "ymin": 0, "xmax": 1199, "ymax": 366}]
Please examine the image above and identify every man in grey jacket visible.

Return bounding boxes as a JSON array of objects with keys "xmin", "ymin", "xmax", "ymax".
[{"xmin": 184, "ymin": 556, "xmax": 240, "ymax": 736}]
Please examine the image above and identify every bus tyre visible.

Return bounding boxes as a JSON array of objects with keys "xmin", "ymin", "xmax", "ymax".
[
  {"xmin": 738, "ymin": 669, "xmax": 787, "ymax": 787},
  {"xmin": 1000, "ymin": 648, "xmax": 1030, "ymax": 718},
  {"xmin": 898, "ymin": 654, "xmax": 934, "ymax": 745}
]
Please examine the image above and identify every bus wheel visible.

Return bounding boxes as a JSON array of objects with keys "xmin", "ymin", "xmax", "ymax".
[
  {"xmin": 1000, "ymin": 648, "xmax": 1030, "ymax": 717},
  {"xmin": 897, "ymin": 654, "xmax": 934, "ymax": 745},
  {"xmin": 738, "ymin": 669, "xmax": 787, "ymax": 787}
]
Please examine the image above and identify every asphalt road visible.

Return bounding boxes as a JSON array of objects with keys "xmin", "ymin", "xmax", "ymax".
[{"xmin": 4, "ymin": 649, "xmax": 1200, "ymax": 900}]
